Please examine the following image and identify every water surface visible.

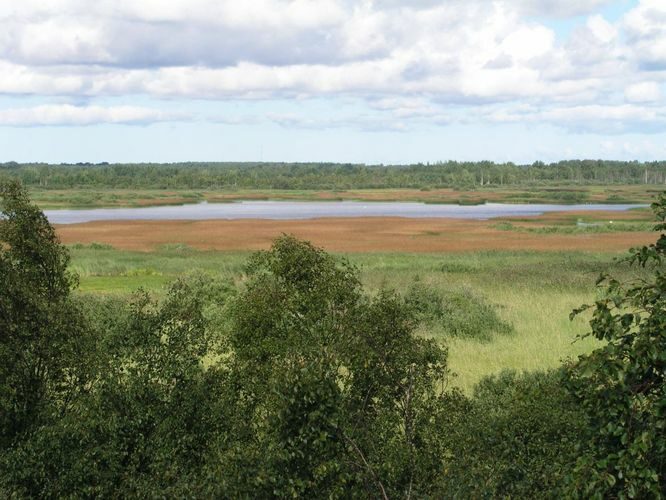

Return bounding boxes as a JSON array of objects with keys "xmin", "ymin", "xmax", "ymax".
[{"xmin": 45, "ymin": 201, "xmax": 647, "ymax": 224}]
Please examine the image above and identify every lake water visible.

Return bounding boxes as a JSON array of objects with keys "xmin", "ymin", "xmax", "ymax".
[{"xmin": 44, "ymin": 201, "xmax": 648, "ymax": 224}]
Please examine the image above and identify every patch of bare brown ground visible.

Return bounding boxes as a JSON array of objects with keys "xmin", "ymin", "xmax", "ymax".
[{"xmin": 55, "ymin": 215, "xmax": 656, "ymax": 253}]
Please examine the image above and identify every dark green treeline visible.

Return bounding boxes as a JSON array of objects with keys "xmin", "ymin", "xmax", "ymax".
[{"xmin": 2, "ymin": 160, "xmax": 666, "ymax": 190}]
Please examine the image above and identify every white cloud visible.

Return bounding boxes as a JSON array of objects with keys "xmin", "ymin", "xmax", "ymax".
[
  {"xmin": 0, "ymin": 104, "xmax": 186, "ymax": 126},
  {"xmin": 0, "ymin": 0, "xmax": 631, "ymax": 101},
  {"xmin": 625, "ymin": 81, "xmax": 662, "ymax": 103},
  {"xmin": 542, "ymin": 104, "xmax": 659, "ymax": 124},
  {"xmin": 369, "ymin": 96, "xmax": 437, "ymax": 118},
  {"xmin": 480, "ymin": 103, "xmax": 666, "ymax": 134},
  {"xmin": 500, "ymin": 25, "xmax": 555, "ymax": 62},
  {"xmin": 0, "ymin": 61, "xmax": 86, "ymax": 95},
  {"xmin": 266, "ymin": 111, "xmax": 409, "ymax": 132},
  {"xmin": 0, "ymin": 0, "xmax": 663, "ymax": 136},
  {"xmin": 586, "ymin": 15, "xmax": 617, "ymax": 43},
  {"xmin": 112, "ymin": 0, "xmax": 346, "ymax": 30},
  {"xmin": 624, "ymin": 0, "xmax": 666, "ymax": 70},
  {"xmin": 16, "ymin": 18, "xmax": 110, "ymax": 65},
  {"xmin": 0, "ymin": 1, "xmax": 350, "ymax": 68},
  {"xmin": 600, "ymin": 137, "xmax": 666, "ymax": 158},
  {"xmin": 0, "ymin": 0, "xmax": 346, "ymax": 29},
  {"xmin": 502, "ymin": 0, "xmax": 614, "ymax": 18}
]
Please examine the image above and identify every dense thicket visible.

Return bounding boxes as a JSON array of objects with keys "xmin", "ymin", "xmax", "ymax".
[
  {"xmin": 2, "ymin": 159, "xmax": 666, "ymax": 190},
  {"xmin": 1, "ymin": 182, "xmax": 664, "ymax": 498},
  {"xmin": 437, "ymin": 370, "xmax": 590, "ymax": 498},
  {"xmin": 0, "ymin": 182, "xmax": 91, "ymax": 447}
]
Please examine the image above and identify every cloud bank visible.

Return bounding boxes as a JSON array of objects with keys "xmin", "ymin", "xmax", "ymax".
[{"xmin": 0, "ymin": 0, "xmax": 664, "ymax": 133}]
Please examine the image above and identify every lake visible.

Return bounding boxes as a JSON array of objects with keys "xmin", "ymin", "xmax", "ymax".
[{"xmin": 44, "ymin": 201, "xmax": 648, "ymax": 224}]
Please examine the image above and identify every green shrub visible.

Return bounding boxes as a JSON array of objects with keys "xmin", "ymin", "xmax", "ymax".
[
  {"xmin": 69, "ymin": 242, "xmax": 114, "ymax": 250},
  {"xmin": 158, "ymin": 243, "xmax": 196, "ymax": 253},
  {"xmin": 405, "ymin": 282, "xmax": 513, "ymax": 341},
  {"xmin": 437, "ymin": 370, "xmax": 590, "ymax": 498},
  {"xmin": 564, "ymin": 193, "xmax": 666, "ymax": 498},
  {"xmin": 438, "ymin": 261, "xmax": 481, "ymax": 273},
  {"xmin": 225, "ymin": 236, "xmax": 453, "ymax": 497},
  {"xmin": 494, "ymin": 221, "xmax": 515, "ymax": 231},
  {"xmin": 1, "ymin": 274, "xmax": 233, "ymax": 498},
  {"xmin": 548, "ymin": 190, "xmax": 588, "ymax": 203}
]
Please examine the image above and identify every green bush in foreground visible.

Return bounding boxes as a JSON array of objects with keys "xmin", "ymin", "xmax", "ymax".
[
  {"xmin": 215, "ymin": 236, "xmax": 452, "ymax": 497},
  {"xmin": 565, "ymin": 193, "xmax": 666, "ymax": 498},
  {"xmin": 438, "ymin": 370, "xmax": 589, "ymax": 498},
  {"xmin": 0, "ymin": 182, "xmax": 92, "ymax": 447},
  {"xmin": 1, "ymin": 274, "xmax": 234, "ymax": 498}
]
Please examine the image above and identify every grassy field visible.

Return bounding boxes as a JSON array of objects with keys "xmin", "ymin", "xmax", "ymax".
[
  {"xmin": 69, "ymin": 245, "xmax": 645, "ymax": 393},
  {"xmin": 29, "ymin": 184, "xmax": 664, "ymax": 208}
]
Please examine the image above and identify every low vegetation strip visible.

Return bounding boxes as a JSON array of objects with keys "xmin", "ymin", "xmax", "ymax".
[
  {"xmin": 494, "ymin": 220, "xmax": 655, "ymax": 234},
  {"xmin": 17, "ymin": 184, "xmax": 666, "ymax": 209},
  {"xmin": 55, "ymin": 215, "xmax": 656, "ymax": 253}
]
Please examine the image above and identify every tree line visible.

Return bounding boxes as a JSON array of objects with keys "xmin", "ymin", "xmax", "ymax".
[
  {"xmin": 1, "ymin": 182, "xmax": 664, "ymax": 497},
  {"xmin": 2, "ymin": 160, "xmax": 666, "ymax": 190}
]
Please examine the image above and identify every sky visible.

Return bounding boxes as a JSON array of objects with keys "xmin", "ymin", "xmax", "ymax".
[{"xmin": 0, "ymin": 0, "xmax": 665, "ymax": 164}]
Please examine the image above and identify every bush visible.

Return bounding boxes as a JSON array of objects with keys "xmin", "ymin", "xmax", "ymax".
[
  {"xmin": 70, "ymin": 242, "xmax": 114, "ymax": 250},
  {"xmin": 548, "ymin": 190, "xmax": 588, "ymax": 203},
  {"xmin": 565, "ymin": 193, "xmax": 666, "ymax": 498},
  {"xmin": 0, "ymin": 181, "xmax": 91, "ymax": 446},
  {"xmin": 1, "ymin": 218, "xmax": 455, "ymax": 497},
  {"xmin": 1, "ymin": 273, "xmax": 234, "ymax": 497},
  {"xmin": 437, "ymin": 370, "xmax": 590, "ymax": 498},
  {"xmin": 405, "ymin": 282, "xmax": 513, "ymax": 341},
  {"xmin": 225, "ymin": 236, "xmax": 453, "ymax": 497}
]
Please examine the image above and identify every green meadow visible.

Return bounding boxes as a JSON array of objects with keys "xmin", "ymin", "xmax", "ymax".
[{"xmin": 70, "ymin": 244, "xmax": 644, "ymax": 392}]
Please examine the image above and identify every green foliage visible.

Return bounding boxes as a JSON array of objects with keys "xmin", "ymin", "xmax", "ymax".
[
  {"xmin": 3, "ymin": 159, "xmax": 666, "ymax": 191},
  {"xmin": 69, "ymin": 241, "xmax": 114, "ymax": 250},
  {"xmin": 566, "ymin": 192, "xmax": 666, "ymax": 498},
  {"xmin": 437, "ymin": 370, "xmax": 589, "ymax": 498},
  {"xmin": 547, "ymin": 190, "xmax": 588, "ymax": 203},
  {"xmin": 0, "ymin": 181, "xmax": 91, "ymax": 446},
  {"xmin": 494, "ymin": 221, "xmax": 654, "ymax": 234},
  {"xmin": 1, "ymin": 273, "xmax": 234, "ymax": 497},
  {"xmin": 404, "ymin": 280, "xmax": 444, "ymax": 322},
  {"xmin": 223, "ymin": 235, "xmax": 453, "ymax": 497},
  {"xmin": 405, "ymin": 281, "xmax": 513, "ymax": 341},
  {"xmin": 0, "ymin": 181, "xmax": 237, "ymax": 496},
  {"xmin": 1, "ymin": 204, "xmax": 453, "ymax": 497}
]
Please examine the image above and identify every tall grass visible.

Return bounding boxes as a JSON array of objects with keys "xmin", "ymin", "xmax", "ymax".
[{"xmin": 69, "ymin": 246, "xmax": 643, "ymax": 392}]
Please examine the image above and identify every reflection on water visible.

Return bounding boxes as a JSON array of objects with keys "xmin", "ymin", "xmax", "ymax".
[{"xmin": 45, "ymin": 201, "xmax": 648, "ymax": 224}]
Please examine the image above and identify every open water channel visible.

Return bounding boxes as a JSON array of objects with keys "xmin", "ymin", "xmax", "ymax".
[{"xmin": 45, "ymin": 200, "xmax": 647, "ymax": 224}]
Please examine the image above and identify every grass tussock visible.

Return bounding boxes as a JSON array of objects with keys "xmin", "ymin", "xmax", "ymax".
[{"xmin": 406, "ymin": 282, "xmax": 513, "ymax": 342}]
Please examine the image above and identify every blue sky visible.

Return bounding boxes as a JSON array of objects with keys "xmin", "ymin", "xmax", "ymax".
[{"xmin": 0, "ymin": 0, "xmax": 664, "ymax": 164}]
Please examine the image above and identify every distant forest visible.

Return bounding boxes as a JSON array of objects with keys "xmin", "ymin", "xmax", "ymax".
[{"xmin": 2, "ymin": 160, "xmax": 666, "ymax": 190}]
